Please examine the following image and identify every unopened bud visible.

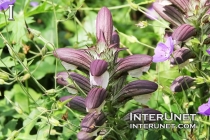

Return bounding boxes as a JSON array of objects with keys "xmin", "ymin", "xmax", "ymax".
[
  {"xmin": 21, "ymin": 73, "xmax": 30, "ymax": 81},
  {"xmin": 49, "ymin": 117, "xmax": 60, "ymax": 126},
  {"xmin": 46, "ymin": 89, "xmax": 56, "ymax": 95},
  {"xmin": 0, "ymin": 72, "xmax": 9, "ymax": 81}
]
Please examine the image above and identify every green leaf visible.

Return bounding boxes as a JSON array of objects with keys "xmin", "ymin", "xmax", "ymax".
[
  {"xmin": 0, "ymin": 56, "xmax": 15, "ymax": 68},
  {"xmin": 2, "ymin": 119, "xmax": 18, "ymax": 137},
  {"xmin": 4, "ymin": 14, "xmax": 34, "ymax": 43},
  {"xmin": 29, "ymin": 56, "xmax": 57, "ymax": 80}
]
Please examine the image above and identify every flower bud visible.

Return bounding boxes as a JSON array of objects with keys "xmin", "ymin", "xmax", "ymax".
[
  {"xmin": 96, "ymin": 7, "xmax": 113, "ymax": 45},
  {"xmin": 85, "ymin": 88, "xmax": 107, "ymax": 113},
  {"xmin": 21, "ymin": 73, "xmax": 31, "ymax": 82},
  {"xmin": 170, "ymin": 47, "xmax": 194, "ymax": 65},
  {"xmin": 172, "ymin": 24, "xmax": 196, "ymax": 41},
  {"xmin": 81, "ymin": 111, "xmax": 106, "ymax": 133},
  {"xmin": 54, "ymin": 48, "xmax": 92, "ymax": 71},
  {"xmin": 123, "ymin": 108, "xmax": 162, "ymax": 124},
  {"xmin": 0, "ymin": 72, "xmax": 9, "ymax": 81},
  {"xmin": 153, "ymin": 2, "xmax": 184, "ymax": 26},
  {"xmin": 59, "ymin": 95, "xmax": 86, "ymax": 113},
  {"xmin": 111, "ymin": 31, "xmax": 120, "ymax": 48},
  {"xmin": 170, "ymin": 76, "xmax": 195, "ymax": 92},
  {"xmin": 204, "ymin": 35, "xmax": 210, "ymax": 44},
  {"xmin": 41, "ymin": 47, "xmax": 48, "ymax": 56},
  {"xmin": 49, "ymin": 117, "xmax": 60, "ymax": 126}
]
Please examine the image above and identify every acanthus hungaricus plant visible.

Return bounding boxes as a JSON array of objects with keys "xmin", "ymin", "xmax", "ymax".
[{"xmin": 54, "ymin": 7, "xmax": 161, "ymax": 140}]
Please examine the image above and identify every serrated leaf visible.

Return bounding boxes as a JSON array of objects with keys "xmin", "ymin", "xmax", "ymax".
[{"xmin": 4, "ymin": 14, "xmax": 34, "ymax": 43}]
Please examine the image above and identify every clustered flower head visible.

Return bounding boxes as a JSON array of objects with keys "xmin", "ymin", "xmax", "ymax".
[{"xmin": 54, "ymin": 7, "xmax": 161, "ymax": 139}]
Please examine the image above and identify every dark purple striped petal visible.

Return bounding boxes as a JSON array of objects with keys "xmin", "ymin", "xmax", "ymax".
[
  {"xmin": 85, "ymin": 88, "xmax": 107, "ymax": 109},
  {"xmin": 170, "ymin": 47, "xmax": 195, "ymax": 65},
  {"xmin": 115, "ymin": 54, "xmax": 152, "ymax": 76},
  {"xmin": 172, "ymin": 24, "xmax": 196, "ymax": 41},
  {"xmin": 170, "ymin": 76, "xmax": 195, "ymax": 92},
  {"xmin": 115, "ymin": 80, "xmax": 158, "ymax": 101},
  {"xmin": 54, "ymin": 48, "xmax": 92, "ymax": 71}
]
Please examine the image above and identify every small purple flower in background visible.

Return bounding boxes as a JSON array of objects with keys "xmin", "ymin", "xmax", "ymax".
[
  {"xmin": 198, "ymin": 98, "xmax": 210, "ymax": 115},
  {"xmin": 206, "ymin": 48, "xmax": 210, "ymax": 55},
  {"xmin": 30, "ymin": 1, "xmax": 39, "ymax": 7},
  {"xmin": 153, "ymin": 36, "xmax": 174, "ymax": 62},
  {"xmin": 0, "ymin": 0, "xmax": 16, "ymax": 11},
  {"xmin": 146, "ymin": 4, "xmax": 159, "ymax": 20}
]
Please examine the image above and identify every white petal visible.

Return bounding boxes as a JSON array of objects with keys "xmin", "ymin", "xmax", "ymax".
[
  {"xmin": 133, "ymin": 93, "xmax": 152, "ymax": 105},
  {"xmin": 66, "ymin": 87, "xmax": 78, "ymax": 94},
  {"xmin": 128, "ymin": 65, "xmax": 150, "ymax": 78},
  {"xmin": 61, "ymin": 61, "xmax": 77, "ymax": 70},
  {"xmin": 89, "ymin": 71, "xmax": 109, "ymax": 89}
]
